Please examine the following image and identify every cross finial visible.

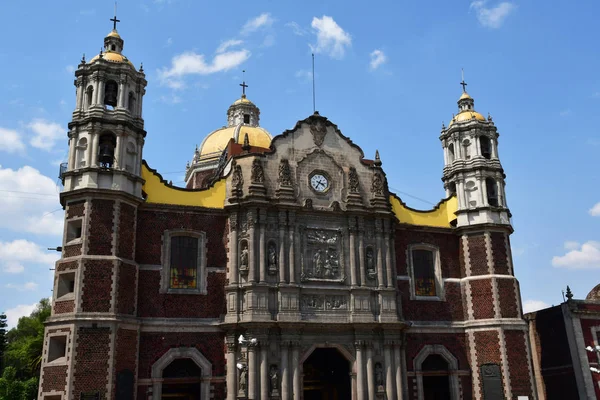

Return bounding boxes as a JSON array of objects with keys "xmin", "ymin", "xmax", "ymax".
[
  {"xmin": 110, "ymin": 3, "xmax": 120, "ymax": 31},
  {"xmin": 239, "ymin": 70, "xmax": 248, "ymax": 98},
  {"xmin": 460, "ymin": 68, "xmax": 468, "ymax": 93}
]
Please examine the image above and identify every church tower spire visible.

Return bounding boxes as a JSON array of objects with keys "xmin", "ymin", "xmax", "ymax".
[{"xmin": 440, "ymin": 81, "xmax": 509, "ymax": 226}]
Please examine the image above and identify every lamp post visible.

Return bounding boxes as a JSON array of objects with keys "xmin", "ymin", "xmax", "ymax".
[{"xmin": 586, "ymin": 345, "xmax": 600, "ymax": 374}]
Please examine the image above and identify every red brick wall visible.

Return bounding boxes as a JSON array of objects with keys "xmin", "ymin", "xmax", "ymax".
[
  {"xmin": 395, "ymin": 228, "xmax": 461, "ymax": 279},
  {"xmin": 470, "ymin": 279, "xmax": 494, "ymax": 319},
  {"xmin": 490, "ymin": 232, "xmax": 509, "ymax": 275},
  {"xmin": 73, "ymin": 327, "xmax": 110, "ymax": 398},
  {"xmin": 63, "ymin": 243, "xmax": 82, "ymax": 258},
  {"xmin": 474, "ymin": 330, "xmax": 501, "ymax": 365},
  {"xmin": 137, "ymin": 332, "xmax": 225, "ymax": 379},
  {"xmin": 137, "ymin": 271, "xmax": 225, "ymax": 318},
  {"xmin": 400, "ymin": 281, "xmax": 464, "ymax": 321},
  {"xmin": 54, "ymin": 300, "xmax": 75, "ymax": 314},
  {"xmin": 41, "ymin": 365, "xmax": 68, "ymax": 392},
  {"xmin": 497, "ymin": 279, "xmax": 518, "ymax": 318},
  {"xmin": 404, "ymin": 333, "xmax": 469, "ymax": 371},
  {"xmin": 504, "ymin": 330, "xmax": 533, "ymax": 398},
  {"xmin": 467, "ymin": 235, "xmax": 488, "ymax": 276},
  {"xmin": 116, "ymin": 262, "xmax": 137, "ymax": 315},
  {"xmin": 89, "ymin": 199, "xmax": 115, "ymax": 255},
  {"xmin": 81, "ymin": 260, "xmax": 113, "ymax": 313},
  {"xmin": 67, "ymin": 200, "xmax": 85, "ymax": 218},
  {"xmin": 113, "ymin": 328, "xmax": 138, "ymax": 399},
  {"xmin": 117, "ymin": 202, "xmax": 136, "ymax": 260}
]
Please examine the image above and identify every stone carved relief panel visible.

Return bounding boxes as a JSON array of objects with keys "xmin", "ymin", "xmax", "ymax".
[
  {"xmin": 300, "ymin": 295, "xmax": 348, "ymax": 311},
  {"xmin": 299, "ymin": 227, "xmax": 345, "ymax": 283}
]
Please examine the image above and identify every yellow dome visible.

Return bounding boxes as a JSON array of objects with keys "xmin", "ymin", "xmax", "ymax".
[
  {"xmin": 107, "ymin": 30, "xmax": 121, "ymax": 39},
  {"xmin": 448, "ymin": 111, "xmax": 486, "ymax": 127},
  {"xmin": 232, "ymin": 96, "xmax": 254, "ymax": 106},
  {"xmin": 459, "ymin": 92, "xmax": 472, "ymax": 100},
  {"xmin": 199, "ymin": 125, "xmax": 272, "ymax": 160},
  {"xmin": 89, "ymin": 51, "xmax": 135, "ymax": 68}
]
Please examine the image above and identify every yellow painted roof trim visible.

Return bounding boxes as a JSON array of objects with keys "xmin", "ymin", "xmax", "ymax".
[
  {"xmin": 141, "ymin": 162, "xmax": 225, "ymax": 209},
  {"xmin": 390, "ymin": 194, "xmax": 457, "ymax": 228}
]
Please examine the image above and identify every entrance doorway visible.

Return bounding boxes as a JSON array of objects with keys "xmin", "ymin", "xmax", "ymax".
[
  {"xmin": 161, "ymin": 358, "xmax": 202, "ymax": 399},
  {"xmin": 421, "ymin": 354, "xmax": 451, "ymax": 400},
  {"xmin": 303, "ymin": 348, "xmax": 351, "ymax": 400}
]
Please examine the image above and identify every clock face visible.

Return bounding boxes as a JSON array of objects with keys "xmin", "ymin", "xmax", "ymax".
[{"xmin": 310, "ymin": 173, "xmax": 329, "ymax": 193}]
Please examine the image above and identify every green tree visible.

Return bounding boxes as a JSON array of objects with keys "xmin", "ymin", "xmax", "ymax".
[
  {"xmin": 0, "ymin": 299, "xmax": 51, "ymax": 400},
  {"xmin": 0, "ymin": 313, "xmax": 7, "ymax": 374}
]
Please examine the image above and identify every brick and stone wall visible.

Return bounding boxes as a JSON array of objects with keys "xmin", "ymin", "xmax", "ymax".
[
  {"xmin": 81, "ymin": 260, "xmax": 114, "ymax": 313},
  {"xmin": 112, "ymin": 328, "xmax": 138, "ymax": 399},
  {"xmin": 117, "ymin": 202, "xmax": 136, "ymax": 260},
  {"xmin": 72, "ymin": 327, "xmax": 111, "ymax": 399},
  {"xmin": 504, "ymin": 330, "xmax": 534, "ymax": 398},
  {"xmin": 88, "ymin": 199, "xmax": 116, "ymax": 255},
  {"xmin": 116, "ymin": 261, "xmax": 137, "ymax": 315}
]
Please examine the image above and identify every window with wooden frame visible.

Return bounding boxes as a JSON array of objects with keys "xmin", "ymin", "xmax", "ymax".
[
  {"xmin": 408, "ymin": 244, "xmax": 443, "ymax": 300},
  {"xmin": 161, "ymin": 230, "xmax": 207, "ymax": 294}
]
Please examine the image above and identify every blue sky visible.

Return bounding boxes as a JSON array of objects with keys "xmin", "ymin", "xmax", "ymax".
[{"xmin": 1, "ymin": 0, "xmax": 599, "ymax": 327}]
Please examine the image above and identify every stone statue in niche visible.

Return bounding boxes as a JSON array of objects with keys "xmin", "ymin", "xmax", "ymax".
[
  {"xmin": 251, "ymin": 158, "xmax": 264, "ymax": 184},
  {"xmin": 304, "ymin": 198, "xmax": 313, "ymax": 209},
  {"xmin": 267, "ymin": 243, "xmax": 277, "ymax": 275},
  {"xmin": 238, "ymin": 365, "xmax": 247, "ymax": 394},
  {"xmin": 310, "ymin": 119, "xmax": 327, "ymax": 146},
  {"xmin": 231, "ymin": 162, "xmax": 243, "ymax": 196},
  {"xmin": 375, "ymin": 362, "xmax": 384, "ymax": 387},
  {"xmin": 366, "ymin": 247, "xmax": 377, "ymax": 280},
  {"xmin": 269, "ymin": 365, "xmax": 280, "ymax": 395},
  {"xmin": 239, "ymin": 243, "xmax": 249, "ymax": 274},
  {"xmin": 371, "ymin": 173, "xmax": 384, "ymax": 196},
  {"xmin": 348, "ymin": 167, "xmax": 360, "ymax": 193},
  {"xmin": 278, "ymin": 159, "xmax": 292, "ymax": 186}
]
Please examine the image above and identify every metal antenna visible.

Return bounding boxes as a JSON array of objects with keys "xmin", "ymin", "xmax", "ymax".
[{"xmin": 312, "ymin": 53, "xmax": 316, "ymax": 113}]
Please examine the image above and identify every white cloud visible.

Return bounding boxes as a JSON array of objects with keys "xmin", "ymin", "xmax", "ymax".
[
  {"xmin": 295, "ymin": 70, "xmax": 313, "ymax": 83},
  {"xmin": 159, "ymin": 50, "xmax": 251, "ymax": 88},
  {"xmin": 165, "ymin": 37, "xmax": 173, "ymax": 47},
  {"xmin": 217, "ymin": 39, "xmax": 244, "ymax": 54},
  {"xmin": 522, "ymin": 299, "xmax": 550, "ymax": 314},
  {"xmin": 3, "ymin": 262, "xmax": 25, "ymax": 274},
  {"xmin": 5, "ymin": 303, "xmax": 37, "ymax": 329},
  {"xmin": 262, "ymin": 35, "xmax": 275, "ymax": 48},
  {"xmin": 0, "ymin": 165, "xmax": 64, "ymax": 236},
  {"xmin": 564, "ymin": 241, "xmax": 581, "ymax": 251},
  {"xmin": 0, "ymin": 127, "xmax": 26, "ymax": 153},
  {"xmin": 470, "ymin": 1, "xmax": 516, "ymax": 29},
  {"xmin": 589, "ymin": 202, "xmax": 600, "ymax": 216},
  {"xmin": 552, "ymin": 241, "xmax": 600, "ymax": 269},
  {"xmin": 160, "ymin": 94, "xmax": 182, "ymax": 104},
  {"xmin": 286, "ymin": 21, "xmax": 307, "ymax": 36},
  {"xmin": 241, "ymin": 13, "xmax": 274, "ymax": 35},
  {"xmin": 5, "ymin": 282, "xmax": 39, "ymax": 291},
  {"xmin": 369, "ymin": 49, "xmax": 387, "ymax": 70},
  {"xmin": 311, "ymin": 16, "xmax": 351, "ymax": 59},
  {"xmin": 28, "ymin": 119, "xmax": 65, "ymax": 151}
]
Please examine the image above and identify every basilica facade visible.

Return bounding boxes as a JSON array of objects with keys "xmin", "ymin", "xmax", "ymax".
[{"xmin": 38, "ymin": 23, "xmax": 537, "ymax": 400}]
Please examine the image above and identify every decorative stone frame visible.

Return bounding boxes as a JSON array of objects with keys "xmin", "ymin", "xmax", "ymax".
[
  {"xmin": 413, "ymin": 344, "xmax": 460, "ymax": 400},
  {"xmin": 151, "ymin": 347, "xmax": 212, "ymax": 400},
  {"xmin": 53, "ymin": 268, "xmax": 78, "ymax": 302},
  {"xmin": 63, "ymin": 217, "xmax": 84, "ymax": 247},
  {"xmin": 308, "ymin": 169, "xmax": 332, "ymax": 195},
  {"xmin": 407, "ymin": 244, "xmax": 444, "ymax": 301},
  {"xmin": 160, "ymin": 230, "xmax": 207, "ymax": 294},
  {"xmin": 44, "ymin": 330, "xmax": 71, "ymax": 366},
  {"xmin": 299, "ymin": 343, "xmax": 357, "ymax": 395},
  {"xmin": 299, "ymin": 227, "xmax": 346, "ymax": 283}
]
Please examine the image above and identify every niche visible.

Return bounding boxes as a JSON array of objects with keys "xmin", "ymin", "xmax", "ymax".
[
  {"xmin": 104, "ymin": 80, "xmax": 118, "ymax": 109},
  {"xmin": 98, "ymin": 133, "xmax": 116, "ymax": 168},
  {"xmin": 480, "ymin": 136, "xmax": 492, "ymax": 159},
  {"xmin": 76, "ymin": 137, "xmax": 88, "ymax": 168},
  {"xmin": 486, "ymin": 178, "xmax": 499, "ymax": 206}
]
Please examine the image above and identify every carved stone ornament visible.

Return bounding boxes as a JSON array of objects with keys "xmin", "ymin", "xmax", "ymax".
[
  {"xmin": 229, "ymin": 214, "xmax": 238, "ymax": 232},
  {"xmin": 365, "ymin": 247, "xmax": 377, "ymax": 280},
  {"xmin": 278, "ymin": 159, "xmax": 293, "ymax": 186},
  {"xmin": 300, "ymin": 228, "xmax": 346, "ymax": 283},
  {"xmin": 231, "ymin": 161, "xmax": 244, "ymax": 196},
  {"xmin": 251, "ymin": 158, "xmax": 265, "ymax": 184},
  {"xmin": 331, "ymin": 201, "xmax": 341, "ymax": 212},
  {"xmin": 375, "ymin": 362, "xmax": 384, "ymax": 388},
  {"xmin": 304, "ymin": 199, "xmax": 313, "ymax": 209},
  {"xmin": 371, "ymin": 173, "xmax": 384, "ymax": 196},
  {"xmin": 310, "ymin": 119, "xmax": 327, "ymax": 147},
  {"xmin": 239, "ymin": 242, "xmax": 249, "ymax": 275},
  {"xmin": 267, "ymin": 242, "xmax": 278, "ymax": 275},
  {"xmin": 301, "ymin": 295, "xmax": 348, "ymax": 311},
  {"xmin": 269, "ymin": 365, "xmax": 280, "ymax": 396},
  {"xmin": 238, "ymin": 365, "xmax": 248, "ymax": 395},
  {"xmin": 349, "ymin": 167, "xmax": 360, "ymax": 193}
]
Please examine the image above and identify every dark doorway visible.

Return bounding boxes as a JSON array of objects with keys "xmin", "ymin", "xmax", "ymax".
[
  {"xmin": 161, "ymin": 358, "xmax": 202, "ymax": 399},
  {"xmin": 303, "ymin": 348, "xmax": 351, "ymax": 400},
  {"xmin": 422, "ymin": 354, "xmax": 452, "ymax": 400}
]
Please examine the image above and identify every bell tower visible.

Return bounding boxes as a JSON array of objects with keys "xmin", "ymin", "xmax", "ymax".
[{"xmin": 63, "ymin": 16, "xmax": 147, "ymax": 197}]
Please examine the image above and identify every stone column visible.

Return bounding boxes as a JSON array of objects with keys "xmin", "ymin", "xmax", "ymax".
[
  {"xmin": 474, "ymin": 136, "xmax": 481, "ymax": 157},
  {"xmin": 375, "ymin": 220, "xmax": 385, "ymax": 289},
  {"xmin": 118, "ymin": 79, "xmax": 126, "ymax": 108},
  {"xmin": 90, "ymin": 134, "xmax": 99, "ymax": 167},
  {"xmin": 481, "ymin": 177, "xmax": 489, "ymax": 205},
  {"xmin": 384, "ymin": 342, "xmax": 395, "ymax": 400},
  {"xmin": 394, "ymin": 345, "xmax": 403, "ymax": 400},
  {"xmin": 114, "ymin": 133, "xmax": 122, "ymax": 169},
  {"xmin": 349, "ymin": 217, "xmax": 357, "ymax": 286},
  {"xmin": 491, "ymin": 138, "xmax": 498, "ymax": 159},
  {"xmin": 136, "ymin": 141, "xmax": 143, "ymax": 176},
  {"xmin": 248, "ymin": 210, "xmax": 257, "ymax": 283},
  {"xmin": 278, "ymin": 211, "xmax": 287, "ymax": 284},
  {"xmin": 75, "ymin": 80, "xmax": 84, "ymax": 110},
  {"xmin": 384, "ymin": 220, "xmax": 394, "ymax": 288},
  {"xmin": 355, "ymin": 341, "xmax": 365, "ymax": 400},
  {"xmin": 366, "ymin": 346, "xmax": 376, "ymax": 399},
  {"xmin": 68, "ymin": 136, "xmax": 76, "ymax": 170},
  {"xmin": 260, "ymin": 345, "xmax": 269, "ymax": 400},
  {"xmin": 259, "ymin": 209, "xmax": 266, "ymax": 283},
  {"xmin": 281, "ymin": 343, "xmax": 290, "ymax": 400},
  {"xmin": 137, "ymin": 89, "xmax": 144, "ymax": 117},
  {"xmin": 226, "ymin": 340, "xmax": 237, "ymax": 400},
  {"xmin": 96, "ymin": 78, "xmax": 105, "ymax": 106},
  {"xmin": 288, "ymin": 212, "xmax": 296, "ymax": 284},
  {"xmin": 389, "ymin": 235, "xmax": 396, "ymax": 290},
  {"xmin": 358, "ymin": 217, "xmax": 365, "ymax": 286},
  {"xmin": 292, "ymin": 345, "xmax": 301, "ymax": 399},
  {"xmin": 230, "ymin": 213, "xmax": 239, "ymax": 284},
  {"xmin": 248, "ymin": 345, "xmax": 257, "ymax": 399}
]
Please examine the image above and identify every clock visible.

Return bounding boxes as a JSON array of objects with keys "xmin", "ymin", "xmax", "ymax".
[{"xmin": 310, "ymin": 172, "xmax": 329, "ymax": 193}]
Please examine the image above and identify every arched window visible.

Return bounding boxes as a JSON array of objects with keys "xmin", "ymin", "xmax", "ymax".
[
  {"xmin": 243, "ymin": 114, "xmax": 250, "ymax": 124},
  {"xmin": 161, "ymin": 230, "xmax": 207, "ymax": 294},
  {"xmin": 98, "ymin": 133, "xmax": 116, "ymax": 168},
  {"xmin": 414, "ymin": 345, "xmax": 460, "ymax": 400},
  {"xmin": 76, "ymin": 137, "xmax": 88, "ymax": 168},
  {"xmin": 104, "ymin": 80, "xmax": 118, "ymax": 108},
  {"xmin": 127, "ymin": 92, "xmax": 136, "ymax": 114},
  {"xmin": 86, "ymin": 86, "xmax": 94, "ymax": 108},
  {"xmin": 447, "ymin": 143, "xmax": 455, "ymax": 163},
  {"xmin": 486, "ymin": 178, "xmax": 498, "ymax": 206},
  {"xmin": 409, "ymin": 245, "xmax": 442, "ymax": 299},
  {"xmin": 480, "ymin": 136, "xmax": 492, "ymax": 159}
]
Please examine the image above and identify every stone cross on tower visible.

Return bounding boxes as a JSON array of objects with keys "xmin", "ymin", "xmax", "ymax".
[
  {"xmin": 240, "ymin": 81, "xmax": 248, "ymax": 97},
  {"xmin": 460, "ymin": 68, "xmax": 468, "ymax": 93},
  {"xmin": 110, "ymin": 3, "xmax": 120, "ymax": 30}
]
